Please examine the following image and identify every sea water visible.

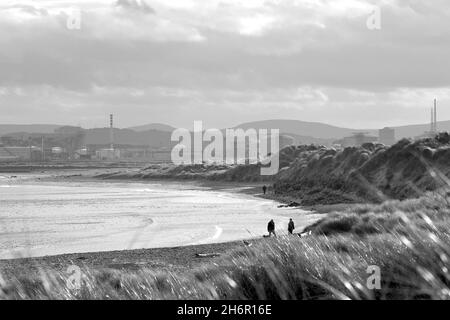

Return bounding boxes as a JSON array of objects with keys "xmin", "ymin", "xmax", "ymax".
[{"xmin": 0, "ymin": 175, "xmax": 319, "ymax": 259}]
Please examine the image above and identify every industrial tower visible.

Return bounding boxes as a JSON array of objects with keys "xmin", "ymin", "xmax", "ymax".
[
  {"xmin": 110, "ymin": 114, "xmax": 114, "ymax": 150},
  {"xmin": 430, "ymin": 99, "xmax": 438, "ymax": 133}
]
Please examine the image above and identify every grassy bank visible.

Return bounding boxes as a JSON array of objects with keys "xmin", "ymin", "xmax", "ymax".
[
  {"xmin": 1, "ymin": 192, "xmax": 449, "ymax": 300},
  {"xmin": 274, "ymin": 134, "xmax": 450, "ymax": 205}
]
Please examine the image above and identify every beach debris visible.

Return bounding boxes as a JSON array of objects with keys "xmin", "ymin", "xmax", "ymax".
[
  {"xmin": 108, "ymin": 263, "xmax": 141, "ymax": 271},
  {"xmin": 195, "ymin": 253, "xmax": 221, "ymax": 258},
  {"xmin": 278, "ymin": 201, "xmax": 301, "ymax": 208},
  {"xmin": 242, "ymin": 240, "xmax": 252, "ymax": 247},
  {"xmin": 299, "ymin": 231, "xmax": 312, "ymax": 238}
]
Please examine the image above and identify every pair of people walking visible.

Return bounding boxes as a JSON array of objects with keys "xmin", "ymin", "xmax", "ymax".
[{"xmin": 267, "ymin": 218, "xmax": 295, "ymax": 237}]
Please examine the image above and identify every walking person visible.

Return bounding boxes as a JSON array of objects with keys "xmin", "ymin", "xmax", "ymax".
[
  {"xmin": 262, "ymin": 185, "xmax": 267, "ymax": 195},
  {"xmin": 267, "ymin": 219, "xmax": 276, "ymax": 237},
  {"xmin": 288, "ymin": 218, "xmax": 295, "ymax": 235}
]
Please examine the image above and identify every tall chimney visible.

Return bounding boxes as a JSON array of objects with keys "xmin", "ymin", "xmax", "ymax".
[
  {"xmin": 110, "ymin": 114, "xmax": 114, "ymax": 150},
  {"xmin": 431, "ymin": 107, "xmax": 434, "ymax": 133},
  {"xmin": 434, "ymin": 99, "xmax": 437, "ymax": 132}
]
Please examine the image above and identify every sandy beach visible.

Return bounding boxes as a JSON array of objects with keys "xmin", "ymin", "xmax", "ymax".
[{"xmin": 0, "ymin": 170, "xmax": 322, "ymax": 281}]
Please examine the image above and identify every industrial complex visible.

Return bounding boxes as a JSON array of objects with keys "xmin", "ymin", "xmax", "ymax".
[
  {"xmin": 333, "ymin": 99, "xmax": 441, "ymax": 148},
  {"xmin": 0, "ymin": 100, "xmax": 445, "ymax": 162},
  {"xmin": 0, "ymin": 114, "xmax": 172, "ymax": 163}
]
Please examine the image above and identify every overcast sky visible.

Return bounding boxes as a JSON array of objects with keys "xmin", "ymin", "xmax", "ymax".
[{"xmin": 0, "ymin": 0, "xmax": 449, "ymax": 129}]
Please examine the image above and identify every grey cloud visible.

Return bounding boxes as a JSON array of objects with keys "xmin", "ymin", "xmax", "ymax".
[
  {"xmin": 1, "ymin": 1, "xmax": 449, "ymax": 92},
  {"xmin": 0, "ymin": 0, "xmax": 450, "ymax": 128},
  {"xmin": 1, "ymin": 4, "xmax": 49, "ymax": 16},
  {"xmin": 114, "ymin": 0, "xmax": 156, "ymax": 15}
]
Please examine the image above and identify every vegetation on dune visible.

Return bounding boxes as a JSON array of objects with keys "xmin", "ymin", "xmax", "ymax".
[
  {"xmin": 305, "ymin": 191, "xmax": 450, "ymax": 236},
  {"xmin": 97, "ymin": 162, "xmax": 274, "ymax": 182},
  {"xmin": 274, "ymin": 133, "xmax": 450, "ymax": 205}
]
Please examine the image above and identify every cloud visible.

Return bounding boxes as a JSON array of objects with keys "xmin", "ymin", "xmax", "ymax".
[
  {"xmin": 6, "ymin": 4, "xmax": 49, "ymax": 16},
  {"xmin": 0, "ymin": 0, "xmax": 449, "ymax": 128},
  {"xmin": 114, "ymin": 0, "xmax": 156, "ymax": 14}
]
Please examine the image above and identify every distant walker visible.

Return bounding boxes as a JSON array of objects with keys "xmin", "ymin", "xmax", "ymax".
[
  {"xmin": 288, "ymin": 218, "xmax": 295, "ymax": 234},
  {"xmin": 267, "ymin": 219, "xmax": 276, "ymax": 237}
]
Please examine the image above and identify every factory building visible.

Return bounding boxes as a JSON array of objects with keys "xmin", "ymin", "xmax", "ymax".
[
  {"xmin": 0, "ymin": 144, "xmax": 42, "ymax": 161},
  {"xmin": 94, "ymin": 114, "xmax": 121, "ymax": 160},
  {"xmin": 379, "ymin": 127, "xmax": 396, "ymax": 146},
  {"xmin": 95, "ymin": 148, "xmax": 121, "ymax": 160},
  {"xmin": 334, "ymin": 132, "xmax": 378, "ymax": 148}
]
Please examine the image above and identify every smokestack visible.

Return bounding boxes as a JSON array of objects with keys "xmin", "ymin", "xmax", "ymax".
[
  {"xmin": 434, "ymin": 99, "xmax": 437, "ymax": 132},
  {"xmin": 110, "ymin": 114, "xmax": 114, "ymax": 150},
  {"xmin": 431, "ymin": 107, "xmax": 434, "ymax": 133}
]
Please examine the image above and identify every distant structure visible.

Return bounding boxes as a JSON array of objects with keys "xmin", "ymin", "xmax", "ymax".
[
  {"xmin": 416, "ymin": 99, "xmax": 439, "ymax": 140},
  {"xmin": 95, "ymin": 114, "xmax": 121, "ymax": 160},
  {"xmin": 0, "ymin": 144, "xmax": 42, "ymax": 161},
  {"xmin": 379, "ymin": 127, "xmax": 396, "ymax": 146},
  {"xmin": 433, "ymin": 99, "xmax": 438, "ymax": 133},
  {"xmin": 110, "ymin": 114, "xmax": 114, "ymax": 150},
  {"xmin": 429, "ymin": 98, "xmax": 438, "ymax": 134},
  {"xmin": 334, "ymin": 132, "xmax": 377, "ymax": 148},
  {"xmin": 74, "ymin": 147, "xmax": 90, "ymax": 160}
]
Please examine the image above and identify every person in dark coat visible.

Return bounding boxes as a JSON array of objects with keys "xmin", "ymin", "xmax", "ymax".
[
  {"xmin": 288, "ymin": 218, "xmax": 295, "ymax": 234},
  {"xmin": 267, "ymin": 219, "xmax": 276, "ymax": 237},
  {"xmin": 262, "ymin": 185, "xmax": 267, "ymax": 195}
]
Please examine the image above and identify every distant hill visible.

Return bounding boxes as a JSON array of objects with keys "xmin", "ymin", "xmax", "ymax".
[
  {"xmin": 128, "ymin": 123, "xmax": 176, "ymax": 132},
  {"xmin": 0, "ymin": 124, "xmax": 61, "ymax": 136},
  {"xmin": 234, "ymin": 119, "xmax": 450, "ymax": 141},
  {"xmin": 2, "ymin": 120, "xmax": 450, "ymax": 146},
  {"xmin": 282, "ymin": 133, "xmax": 335, "ymax": 146},
  {"xmin": 234, "ymin": 120, "xmax": 364, "ymax": 140}
]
